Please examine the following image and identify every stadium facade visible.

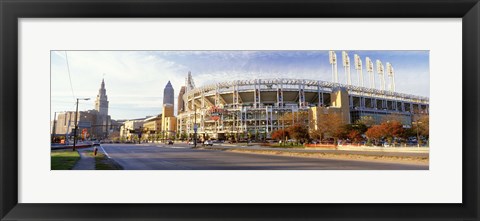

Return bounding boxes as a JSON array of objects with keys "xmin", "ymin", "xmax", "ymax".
[{"xmin": 176, "ymin": 76, "xmax": 429, "ymax": 140}]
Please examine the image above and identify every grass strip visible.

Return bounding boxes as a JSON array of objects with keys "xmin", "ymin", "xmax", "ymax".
[
  {"xmin": 51, "ymin": 149, "xmax": 80, "ymax": 170},
  {"xmin": 93, "ymin": 152, "xmax": 123, "ymax": 170}
]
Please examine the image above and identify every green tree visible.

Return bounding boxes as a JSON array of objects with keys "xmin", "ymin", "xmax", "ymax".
[
  {"xmin": 180, "ymin": 132, "xmax": 188, "ymax": 141},
  {"xmin": 356, "ymin": 115, "xmax": 376, "ymax": 127}
]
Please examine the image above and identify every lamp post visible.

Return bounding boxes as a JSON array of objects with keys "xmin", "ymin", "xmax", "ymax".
[
  {"xmin": 275, "ymin": 110, "xmax": 285, "ymax": 146},
  {"xmin": 73, "ymin": 98, "xmax": 90, "ymax": 151},
  {"xmin": 282, "ymin": 110, "xmax": 285, "ymax": 146},
  {"xmin": 193, "ymin": 107, "xmax": 198, "ymax": 148},
  {"xmin": 412, "ymin": 121, "xmax": 423, "ymax": 147}
]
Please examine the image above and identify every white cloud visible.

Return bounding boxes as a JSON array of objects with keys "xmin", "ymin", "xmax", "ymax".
[{"xmin": 51, "ymin": 50, "xmax": 429, "ymax": 120}]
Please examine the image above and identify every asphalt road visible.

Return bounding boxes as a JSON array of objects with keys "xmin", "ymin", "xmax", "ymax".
[{"xmin": 100, "ymin": 144, "xmax": 428, "ymax": 170}]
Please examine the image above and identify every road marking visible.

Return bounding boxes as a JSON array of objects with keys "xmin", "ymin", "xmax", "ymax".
[
  {"xmin": 170, "ymin": 146, "xmax": 192, "ymax": 149},
  {"xmin": 99, "ymin": 145, "xmax": 111, "ymax": 158}
]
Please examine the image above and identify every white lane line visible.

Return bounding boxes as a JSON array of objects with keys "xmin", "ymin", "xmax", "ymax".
[{"xmin": 99, "ymin": 145, "xmax": 111, "ymax": 158}]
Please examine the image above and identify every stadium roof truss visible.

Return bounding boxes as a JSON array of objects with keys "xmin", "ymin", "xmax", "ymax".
[{"xmin": 186, "ymin": 78, "xmax": 429, "ymax": 105}]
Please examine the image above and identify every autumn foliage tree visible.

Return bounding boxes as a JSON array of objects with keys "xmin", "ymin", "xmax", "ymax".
[
  {"xmin": 365, "ymin": 125, "xmax": 384, "ymax": 142},
  {"xmin": 288, "ymin": 123, "xmax": 310, "ymax": 144},
  {"xmin": 413, "ymin": 114, "xmax": 429, "ymax": 139},
  {"xmin": 382, "ymin": 120, "xmax": 404, "ymax": 144},
  {"xmin": 310, "ymin": 112, "xmax": 345, "ymax": 145},
  {"xmin": 365, "ymin": 120, "xmax": 405, "ymax": 145},
  {"xmin": 271, "ymin": 129, "xmax": 289, "ymax": 141},
  {"xmin": 341, "ymin": 124, "xmax": 368, "ymax": 143},
  {"xmin": 279, "ymin": 111, "xmax": 309, "ymax": 127},
  {"xmin": 347, "ymin": 130, "xmax": 363, "ymax": 143}
]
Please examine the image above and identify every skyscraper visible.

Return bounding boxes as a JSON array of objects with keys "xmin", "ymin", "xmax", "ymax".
[
  {"xmin": 162, "ymin": 81, "xmax": 176, "ymax": 138},
  {"xmin": 163, "ymin": 81, "xmax": 174, "ymax": 106}
]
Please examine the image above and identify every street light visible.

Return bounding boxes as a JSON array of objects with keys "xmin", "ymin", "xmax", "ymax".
[
  {"xmin": 193, "ymin": 107, "xmax": 198, "ymax": 148},
  {"xmin": 275, "ymin": 110, "xmax": 285, "ymax": 146},
  {"xmin": 412, "ymin": 121, "xmax": 423, "ymax": 147},
  {"xmin": 73, "ymin": 98, "xmax": 90, "ymax": 151}
]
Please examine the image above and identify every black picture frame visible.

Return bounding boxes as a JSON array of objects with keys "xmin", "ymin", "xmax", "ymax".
[{"xmin": 1, "ymin": 0, "xmax": 479, "ymax": 220}]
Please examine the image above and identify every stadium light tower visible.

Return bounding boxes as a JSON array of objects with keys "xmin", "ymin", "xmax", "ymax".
[
  {"xmin": 329, "ymin": 51, "xmax": 338, "ymax": 83},
  {"xmin": 342, "ymin": 51, "xmax": 351, "ymax": 85},
  {"xmin": 354, "ymin": 54, "xmax": 363, "ymax": 87},
  {"xmin": 386, "ymin": 62, "xmax": 396, "ymax": 92},
  {"xmin": 366, "ymin": 57, "xmax": 374, "ymax": 89},
  {"xmin": 376, "ymin": 60, "xmax": 386, "ymax": 91}
]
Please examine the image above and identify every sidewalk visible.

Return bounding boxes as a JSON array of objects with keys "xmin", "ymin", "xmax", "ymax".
[
  {"xmin": 202, "ymin": 145, "xmax": 429, "ymax": 158},
  {"xmin": 72, "ymin": 147, "xmax": 95, "ymax": 170},
  {"xmin": 51, "ymin": 143, "xmax": 92, "ymax": 150}
]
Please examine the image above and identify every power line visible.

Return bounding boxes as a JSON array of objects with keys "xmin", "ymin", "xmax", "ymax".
[
  {"xmin": 64, "ymin": 51, "xmax": 76, "ymax": 101},
  {"xmin": 51, "ymin": 100, "xmax": 161, "ymax": 112}
]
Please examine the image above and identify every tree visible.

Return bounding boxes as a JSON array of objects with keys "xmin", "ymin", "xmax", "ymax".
[
  {"xmin": 271, "ymin": 129, "xmax": 289, "ymax": 141},
  {"xmin": 347, "ymin": 130, "xmax": 362, "ymax": 143},
  {"xmin": 107, "ymin": 131, "xmax": 120, "ymax": 140},
  {"xmin": 180, "ymin": 132, "xmax": 188, "ymax": 141},
  {"xmin": 413, "ymin": 114, "xmax": 429, "ymax": 139},
  {"xmin": 279, "ymin": 111, "xmax": 309, "ymax": 127},
  {"xmin": 356, "ymin": 116, "xmax": 376, "ymax": 127},
  {"xmin": 341, "ymin": 124, "xmax": 368, "ymax": 142},
  {"xmin": 381, "ymin": 113, "xmax": 405, "ymax": 125},
  {"xmin": 365, "ymin": 120, "xmax": 405, "ymax": 145},
  {"xmin": 288, "ymin": 123, "xmax": 309, "ymax": 144},
  {"xmin": 310, "ymin": 112, "xmax": 345, "ymax": 145},
  {"xmin": 225, "ymin": 132, "xmax": 231, "ymax": 140},
  {"xmin": 365, "ymin": 125, "xmax": 383, "ymax": 144},
  {"xmin": 381, "ymin": 120, "xmax": 404, "ymax": 144}
]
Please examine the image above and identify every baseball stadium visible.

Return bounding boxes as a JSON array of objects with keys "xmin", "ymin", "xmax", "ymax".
[{"xmin": 176, "ymin": 51, "xmax": 429, "ymax": 141}]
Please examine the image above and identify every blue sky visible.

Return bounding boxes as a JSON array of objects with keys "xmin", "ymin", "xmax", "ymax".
[{"xmin": 51, "ymin": 50, "xmax": 429, "ymax": 120}]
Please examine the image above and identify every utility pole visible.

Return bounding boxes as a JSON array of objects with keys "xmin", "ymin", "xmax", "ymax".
[
  {"xmin": 73, "ymin": 98, "xmax": 90, "ymax": 151},
  {"xmin": 65, "ymin": 113, "xmax": 71, "ymax": 145},
  {"xmin": 105, "ymin": 118, "xmax": 109, "ymax": 140},
  {"xmin": 51, "ymin": 112, "xmax": 57, "ymax": 143}
]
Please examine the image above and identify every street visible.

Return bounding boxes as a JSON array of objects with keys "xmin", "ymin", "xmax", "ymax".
[{"xmin": 100, "ymin": 143, "xmax": 428, "ymax": 170}]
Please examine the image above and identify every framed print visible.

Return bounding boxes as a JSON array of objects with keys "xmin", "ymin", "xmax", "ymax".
[{"xmin": 1, "ymin": 0, "xmax": 479, "ymax": 220}]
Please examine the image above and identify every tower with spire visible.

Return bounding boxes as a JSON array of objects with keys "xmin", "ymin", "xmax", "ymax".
[
  {"xmin": 95, "ymin": 79, "xmax": 110, "ymax": 139},
  {"xmin": 95, "ymin": 79, "xmax": 109, "ymax": 115}
]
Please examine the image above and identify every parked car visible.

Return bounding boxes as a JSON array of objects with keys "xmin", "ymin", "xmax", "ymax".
[
  {"xmin": 203, "ymin": 140, "xmax": 214, "ymax": 146},
  {"xmin": 166, "ymin": 140, "xmax": 174, "ymax": 145},
  {"xmin": 188, "ymin": 140, "xmax": 195, "ymax": 145}
]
